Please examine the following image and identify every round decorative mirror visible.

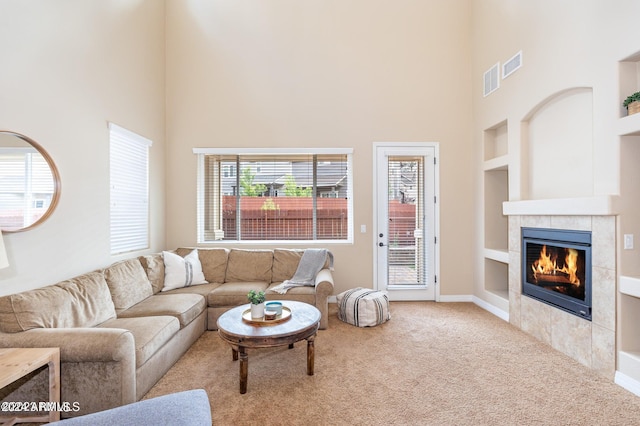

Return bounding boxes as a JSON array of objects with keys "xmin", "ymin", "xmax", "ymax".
[{"xmin": 0, "ymin": 131, "xmax": 61, "ymax": 232}]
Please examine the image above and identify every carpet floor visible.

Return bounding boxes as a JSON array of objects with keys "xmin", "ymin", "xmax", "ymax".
[{"xmin": 144, "ymin": 302, "xmax": 640, "ymax": 425}]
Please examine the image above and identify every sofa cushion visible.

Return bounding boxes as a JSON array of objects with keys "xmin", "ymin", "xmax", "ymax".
[
  {"xmin": 103, "ymin": 259, "xmax": 154, "ymax": 314},
  {"xmin": 176, "ymin": 248, "xmax": 228, "ymax": 284},
  {"xmin": 225, "ymin": 249, "xmax": 273, "ymax": 283},
  {"xmin": 0, "ymin": 271, "xmax": 116, "ymax": 333},
  {"xmin": 207, "ymin": 282, "xmax": 270, "ymax": 308},
  {"xmin": 266, "ymin": 282, "xmax": 316, "ymax": 305},
  {"xmin": 162, "ymin": 282, "xmax": 220, "ymax": 298},
  {"xmin": 272, "ymin": 249, "xmax": 304, "ymax": 282},
  {"xmin": 161, "ymin": 250, "xmax": 207, "ymax": 292},
  {"xmin": 99, "ymin": 316, "xmax": 179, "ymax": 368},
  {"xmin": 118, "ymin": 294, "xmax": 206, "ymax": 328},
  {"xmin": 138, "ymin": 253, "xmax": 165, "ymax": 294}
]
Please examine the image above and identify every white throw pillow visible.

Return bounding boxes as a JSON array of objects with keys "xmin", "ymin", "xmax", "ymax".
[{"xmin": 162, "ymin": 249, "xmax": 208, "ymax": 292}]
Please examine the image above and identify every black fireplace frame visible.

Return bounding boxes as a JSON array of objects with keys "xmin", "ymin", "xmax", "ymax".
[{"xmin": 521, "ymin": 227, "xmax": 592, "ymax": 320}]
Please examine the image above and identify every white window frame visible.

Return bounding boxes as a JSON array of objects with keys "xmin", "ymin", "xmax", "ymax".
[
  {"xmin": 193, "ymin": 147, "xmax": 354, "ymax": 244},
  {"xmin": 109, "ymin": 123, "xmax": 152, "ymax": 255}
]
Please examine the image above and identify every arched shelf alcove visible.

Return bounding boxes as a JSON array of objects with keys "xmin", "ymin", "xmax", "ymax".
[{"xmin": 520, "ymin": 87, "xmax": 594, "ymax": 201}]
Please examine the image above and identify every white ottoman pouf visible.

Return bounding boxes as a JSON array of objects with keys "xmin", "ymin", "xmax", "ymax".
[{"xmin": 336, "ymin": 287, "xmax": 390, "ymax": 327}]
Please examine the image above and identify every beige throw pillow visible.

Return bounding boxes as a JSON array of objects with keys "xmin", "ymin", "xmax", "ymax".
[{"xmin": 162, "ymin": 249, "xmax": 208, "ymax": 292}]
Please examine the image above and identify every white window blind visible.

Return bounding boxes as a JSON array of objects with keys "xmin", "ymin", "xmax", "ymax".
[
  {"xmin": 386, "ymin": 156, "xmax": 426, "ymax": 286},
  {"xmin": 193, "ymin": 148, "xmax": 353, "ymax": 243},
  {"xmin": 109, "ymin": 123, "xmax": 152, "ymax": 254}
]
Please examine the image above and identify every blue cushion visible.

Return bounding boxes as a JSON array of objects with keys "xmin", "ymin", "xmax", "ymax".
[{"xmin": 49, "ymin": 389, "xmax": 211, "ymax": 426}]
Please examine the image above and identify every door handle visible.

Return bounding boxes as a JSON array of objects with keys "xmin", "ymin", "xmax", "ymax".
[{"xmin": 379, "ymin": 242, "xmax": 384, "ymax": 247}]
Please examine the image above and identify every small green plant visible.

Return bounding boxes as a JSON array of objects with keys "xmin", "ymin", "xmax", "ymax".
[
  {"xmin": 240, "ymin": 167, "xmax": 267, "ymax": 196},
  {"xmin": 283, "ymin": 175, "xmax": 313, "ymax": 197},
  {"xmin": 623, "ymin": 91, "xmax": 640, "ymax": 109},
  {"xmin": 247, "ymin": 289, "xmax": 266, "ymax": 305}
]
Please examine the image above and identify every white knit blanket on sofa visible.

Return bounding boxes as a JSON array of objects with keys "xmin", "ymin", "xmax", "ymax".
[{"xmin": 271, "ymin": 249, "xmax": 334, "ymax": 294}]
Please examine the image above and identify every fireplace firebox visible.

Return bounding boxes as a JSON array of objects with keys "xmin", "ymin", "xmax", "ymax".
[{"xmin": 521, "ymin": 227, "xmax": 592, "ymax": 320}]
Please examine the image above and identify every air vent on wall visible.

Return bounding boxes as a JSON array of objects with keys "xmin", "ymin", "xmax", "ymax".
[
  {"xmin": 502, "ymin": 51, "xmax": 522, "ymax": 79},
  {"xmin": 483, "ymin": 63, "xmax": 500, "ymax": 97}
]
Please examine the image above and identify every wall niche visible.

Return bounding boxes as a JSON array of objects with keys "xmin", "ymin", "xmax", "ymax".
[{"xmin": 521, "ymin": 87, "xmax": 594, "ymax": 200}]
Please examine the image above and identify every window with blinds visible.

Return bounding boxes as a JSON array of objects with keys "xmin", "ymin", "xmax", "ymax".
[
  {"xmin": 109, "ymin": 123, "xmax": 152, "ymax": 254},
  {"xmin": 194, "ymin": 149, "xmax": 352, "ymax": 243}
]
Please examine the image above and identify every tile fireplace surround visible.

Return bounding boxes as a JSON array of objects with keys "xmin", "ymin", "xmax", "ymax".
[{"xmin": 506, "ymin": 213, "xmax": 616, "ymax": 378}]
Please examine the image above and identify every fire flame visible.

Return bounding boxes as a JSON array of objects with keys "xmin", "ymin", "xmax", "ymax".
[{"xmin": 531, "ymin": 245, "xmax": 580, "ymax": 285}]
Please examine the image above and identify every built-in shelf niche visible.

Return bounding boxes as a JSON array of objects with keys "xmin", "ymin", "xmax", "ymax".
[
  {"xmin": 483, "ymin": 120, "xmax": 509, "ymax": 253},
  {"xmin": 483, "ymin": 120, "xmax": 509, "ymax": 301},
  {"xmin": 619, "ymin": 52, "xmax": 640, "ymax": 120},
  {"xmin": 618, "ymin": 277, "xmax": 640, "ymax": 383},
  {"xmin": 484, "ymin": 258, "xmax": 509, "ymax": 301},
  {"xmin": 617, "ymin": 50, "xmax": 640, "ymax": 389},
  {"xmin": 484, "ymin": 169, "xmax": 508, "ymax": 252},
  {"xmin": 484, "ymin": 120, "xmax": 508, "ymax": 162}
]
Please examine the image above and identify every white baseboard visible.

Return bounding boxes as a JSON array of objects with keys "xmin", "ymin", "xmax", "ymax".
[
  {"xmin": 330, "ymin": 295, "xmax": 473, "ymax": 303},
  {"xmin": 330, "ymin": 292, "xmax": 509, "ymax": 326},
  {"xmin": 472, "ymin": 295, "xmax": 509, "ymax": 322},
  {"xmin": 438, "ymin": 294, "xmax": 473, "ymax": 302},
  {"xmin": 615, "ymin": 371, "xmax": 640, "ymax": 397}
]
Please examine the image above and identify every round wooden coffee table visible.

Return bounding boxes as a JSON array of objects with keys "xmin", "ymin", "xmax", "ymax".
[{"xmin": 216, "ymin": 300, "xmax": 321, "ymax": 394}]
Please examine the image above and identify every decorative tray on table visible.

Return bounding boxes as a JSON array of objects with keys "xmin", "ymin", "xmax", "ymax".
[{"xmin": 242, "ymin": 306, "xmax": 292, "ymax": 326}]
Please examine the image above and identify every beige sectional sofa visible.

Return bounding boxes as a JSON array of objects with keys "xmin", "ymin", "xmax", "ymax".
[{"xmin": 0, "ymin": 248, "xmax": 333, "ymax": 418}]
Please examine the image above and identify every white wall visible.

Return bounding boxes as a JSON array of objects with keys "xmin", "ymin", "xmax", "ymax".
[{"xmin": 0, "ymin": 1, "xmax": 166, "ymax": 296}]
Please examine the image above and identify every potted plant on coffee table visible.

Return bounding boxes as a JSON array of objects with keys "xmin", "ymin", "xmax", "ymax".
[
  {"xmin": 623, "ymin": 91, "xmax": 640, "ymax": 116},
  {"xmin": 247, "ymin": 289, "xmax": 266, "ymax": 319}
]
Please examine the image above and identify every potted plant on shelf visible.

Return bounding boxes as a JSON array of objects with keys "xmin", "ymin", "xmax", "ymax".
[
  {"xmin": 623, "ymin": 91, "xmax": 640, "ymax": 116},
  {"xmin": 247, "ymin": 289, "xmax": 266, "ymax": 319}
]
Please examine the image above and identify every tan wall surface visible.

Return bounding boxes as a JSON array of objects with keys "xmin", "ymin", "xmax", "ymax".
[
  {"xmin": 11, "ymin": 1, "xmax": 636, "ymax": 302},
  {"xmin": 470, "ymin": 0, "xmax": 640, "ymax": 304},
  {"xmin": 165, "ymin": 0, "xmax": 474, "ymax": 297},
  {"xmin": 0, "ymin": 1, "xmax": 166, "ymax": 296}
]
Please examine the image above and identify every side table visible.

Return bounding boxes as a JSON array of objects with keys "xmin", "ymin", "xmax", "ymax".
[{"xmin": 0, "ymin": 347, "xmax": 61, "ymax": 425}]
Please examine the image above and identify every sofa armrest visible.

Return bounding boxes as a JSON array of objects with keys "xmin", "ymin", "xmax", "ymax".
[
  {"xmin": 0, "ymin": 327, "xmax": 135, "ymax": 363},
  {"xmin": 0, "ymin": 328, "xmax": 137, "ymax": 416},
  {"xmin": 314, "ymin": 268, "xmax": 334, "ymax": 330},
  {"xmin": 314, "ymin": 268, "xmax": 334, "ymax": 298}
]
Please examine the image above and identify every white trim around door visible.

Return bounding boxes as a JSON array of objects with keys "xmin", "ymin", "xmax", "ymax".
[{"xmin": 372, "ymin": 142, "xmax": 440, "ymax": 301}]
